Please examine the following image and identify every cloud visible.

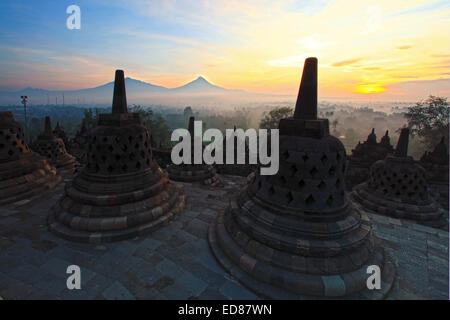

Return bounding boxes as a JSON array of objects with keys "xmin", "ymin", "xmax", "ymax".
[
  {"xmin": 431, "ymin": 53, "xmax": 450, "ymax": 58},
  {"xmin": 267, "ymin": 55, "xmax": 310, "ymax": 67},
  {"xmin": 267, "ymin": 34, "xmax": 336, "ymax": 68},
  {"xmin": 390, "ymin": 0, "xmax": 450, "ymax": 17},
  {"xmin": 362, "ymin": 67, "xmax": 381, "ymax": 71},
  {"xmin": 1, "ymin": 0, "xmax": 449, "ymax": 99},
  {"xmin": 0, "ymin": 45, "xmax": 115, "ymax": 90},
  {"xmin": 396, "ymin": 45, "xmax": 412, "ymax": 50},
  {"xmin": 109, "ymin": 28, "xmax": 204, "ymax": 47},
  {"xmin": 332, "ymin": 58, "xmax": 362, "ymax": 67},
  {"xmin": 296, "ymin": 34, "xmax": 337, "ymax": 51},
  {"xmin": 395, "ymin": 75, "xmax": 419, "ymax": 79},
  {"xmin": 384, "ymin": 78, "xmax": 450, "ymax": 98},
  {"xmin": 361, "ymin": 5, "xmax": 382, "ymax": 35}
]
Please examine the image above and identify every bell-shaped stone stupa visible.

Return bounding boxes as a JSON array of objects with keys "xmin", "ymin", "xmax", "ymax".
[
  {"xmin": 167, "ymin": 116, "xmax": 219, "ymax": 185},
  {"xmin": 208, "ymin": 58, "xmax": 395, "ymax": 299},
  {"xmin": 420, "ymin": 137, "xmax": 449, "ymax": 210},
  {"xmin": 0, "ymin": 112, "xmax": 61, "ymax": 205},
  {"xmin": 216, "ymin": 125, "xmax": 256, "ymax": 177},
  {"xmin": 351, "ymin": 128, "xmax": 446, "ymax": 228},
  {"xmin": 48, "ymin": 70, "xmax": 185, "ymax": 243},
  {"xmin": 33, "ymin": 116, "xmax": 78, "ymax": 171},
  {"xmin": 346, "ymin": 129, "xmax": 394, "ymax": 190},
  {"xmin": 53, "ymin": 122, "xmax": 70, "ymax": 149},
  {"xmin": 71, "ymin": 122, "xmax": 89, "ymax": 164}
]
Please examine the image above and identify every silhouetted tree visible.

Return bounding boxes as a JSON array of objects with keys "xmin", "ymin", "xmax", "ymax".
[
  {"xmin": 404, "ymin": 95, "xmax": 449, "ymax": 149},
  {"xmin": 81, "ymin": 108, "xmax": 97, "ymax": 130},
  {"xmin": 259, "ymin": 107, "xmax": 293, "ymax": 129},
  {"xmin": 131, "ymin": 105, "xmax": 170, "ymax": 148}
]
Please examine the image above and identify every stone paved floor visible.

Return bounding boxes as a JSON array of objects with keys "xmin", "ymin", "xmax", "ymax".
[{"xmin": 0, "ymin": 174, "xmax": 448, "ymax": 300}]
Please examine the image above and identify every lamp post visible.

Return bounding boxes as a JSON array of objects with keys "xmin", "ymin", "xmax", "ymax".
[{"xmin": 21, "ymin": 95, "xmax": 28, "ymax": 141}]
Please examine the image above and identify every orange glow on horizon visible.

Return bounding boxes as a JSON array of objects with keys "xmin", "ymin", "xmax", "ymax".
[
  {"xmin": 354, "ymin": 84, "xmax": 387, "ymax": 94},
  {"xmin": 1, "ymin": 0, "xmax": 449, "ymax": 102}
]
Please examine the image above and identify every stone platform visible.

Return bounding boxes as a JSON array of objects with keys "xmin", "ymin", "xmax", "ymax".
[{"xmin": 0, "ymin": 174, "xmax": 448, "ymax": 299}]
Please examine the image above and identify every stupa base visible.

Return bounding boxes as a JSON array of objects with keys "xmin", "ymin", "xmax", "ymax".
[
  {"xmin": 53, "ymin": 155, "xmax": 79, "ymax": 172},
  {"xmin": 168, "ymin": 164, "xmax": 220, "ymax": 186},
  {"xmin": 429, "ymin": 183, "xmax": 449, "ymax": 211},
  {"xmin": 0, "ymin": 159, "xmax": 62, "ymax": 206},
  {"xmin": 351, "ymin": 183, "xmax": 447, "ymax": 229},
  {"xmin": 208, "ymin": 206, "xmax": 396, "ymax": 300},
  {"xmin": 48, "ymin": 193, "xmax": 184, "ymax": 243}
]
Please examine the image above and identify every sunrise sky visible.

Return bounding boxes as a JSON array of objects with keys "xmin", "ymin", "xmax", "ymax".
[{"xmin": 0, "ymin": 0, "xmax": 449, "ymax": 100}]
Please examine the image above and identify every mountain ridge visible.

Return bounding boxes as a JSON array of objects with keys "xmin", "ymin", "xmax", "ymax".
[
  {"xmin": 7, "ymin": 76, "xmax": 229, "ymax": 94},
  {"xmin": 0, "ymin": 76, "xmax": 263, "ymax": 105}
]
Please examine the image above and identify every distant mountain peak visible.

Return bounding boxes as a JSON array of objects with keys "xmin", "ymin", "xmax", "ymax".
[
  {"xmin": 0, "ymin": 74, "xmax": 244, "ymax": 105},
  {"xmin": 195, "ymin": 76, "xmax": 208, "ymax": 82},
  {"xmin": 125, "ymin": 77, "xmax": 145, "ymax": 82},
  {"xmin": 172, "ymin": 76, "xmax": 224, "ymax": 93},
  {"xmin": 186, "ymin": 76, "xmax": 211, "ymax": 85}
]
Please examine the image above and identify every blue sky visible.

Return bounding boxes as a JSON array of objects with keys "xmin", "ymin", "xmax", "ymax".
[{"xmin": 0, "ymin": 0, "xmax": 449, "ymax": 100}]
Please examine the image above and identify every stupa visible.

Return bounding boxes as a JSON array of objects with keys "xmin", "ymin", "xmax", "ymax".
[
  {"xmin": 351, "ymin": 128, "xmax": 445, "ymax": 228},
  {"xmin": 346, "ymin": 129, "xmax": 394, "ymax": 190},
  {"xmin": 48, "ymin": 70, "xmax": 185, "ymax": 243},
  {"xmin": 32, "ymin": 116, "xmax": 79, "ymax": 172},
  {"xmin": 71, "ymin": 122, "xmax": 89, "ymax": 164},
  {"xmin": 216, "ymin": 125, "xmax": 256, "ymax": 177},
  {"xmin": 379, "ymin": 130, "xmax": 394, "ymax": 152},
  {"xmin": 53, "ymin": 122, "xmax": 70, "ymax": 149},
  {"xmin": 167, "ymin": 116, "xmax": 219, "ymax": 185},
  {"xmin": 420, "ymin": 137, "xmax": 449, "ymax": 210},
  {"xmin": 208, "ymin": 58, "xmax": 395, "ymax": 299},
  {"xmin": 0, "ymin": 112, "xmax": 61, "ymax": 205},
  {"xmin": 76, "ymin": 122, "xmax": 89, "ymax": 143}
]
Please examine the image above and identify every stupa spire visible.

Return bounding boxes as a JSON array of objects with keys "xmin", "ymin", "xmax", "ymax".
[
  {"xmin": 188, "ymin": 116, "xmax": 195, "ymax": 136},
  {"xmin": 112, "ymin": 70, "xmax": 128, "ymax": 114},
  {"xmin": 44, "ymin": 116, "xmax": 54, "ymax": 137},
  {"xmin": 167, "ymin": 117, "xmax": 219, "ymax": 185},
  {"xmin": 367, "ymin": 128, "xmax": 377, "ymax": 144},
  {"xmin": 394, "ymin": 128, "xmax": 409, "ymax": 157},
  {"xmin": 293, "ymin": 57, "xmax": 318, "ymax": 120}
]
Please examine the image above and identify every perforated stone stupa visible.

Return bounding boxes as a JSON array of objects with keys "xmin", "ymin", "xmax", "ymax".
[
  {"xmin": 351, "ymin": 128, "xmax": 446, "ymax": 228},
  {"xmin": 53, "ymin": 122, "xmax": 70, "ymax": 150},
  {"xmin": 0, "ymin": 111, "xmax": 61, "ymax": 205},
  {"xmin": 71, "ymin": 122, "xmax": 89, "ymax": 164},
  {"xmin": 33, "ymin": 117, "xmax": 78, "ymax": 171},
  {"xmin": 167, "ymin": 116, "xmax": 219, "ymax": 185},
  {"xmin": 208, "ymin": 58, "xmax": 395, "ymax": 299},
  {"xmin": 420, "ymin": 137, "xmax": 449, "ymax": 210},
  {"xmin": 216, "ymin": 125, "xmax": 256, "ymax": 177},
  {"xmin": 48, "ymin": 70, "xmax": 185, "ymax": 243},
  {"xmin": 346, "ymin": 129, "xmax": 394, "ymax": 190}
]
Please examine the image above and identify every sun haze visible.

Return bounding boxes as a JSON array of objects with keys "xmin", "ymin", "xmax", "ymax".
[{"xmin": 0, "ymin": 0, "xmax": 449, "ymax": 101}]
